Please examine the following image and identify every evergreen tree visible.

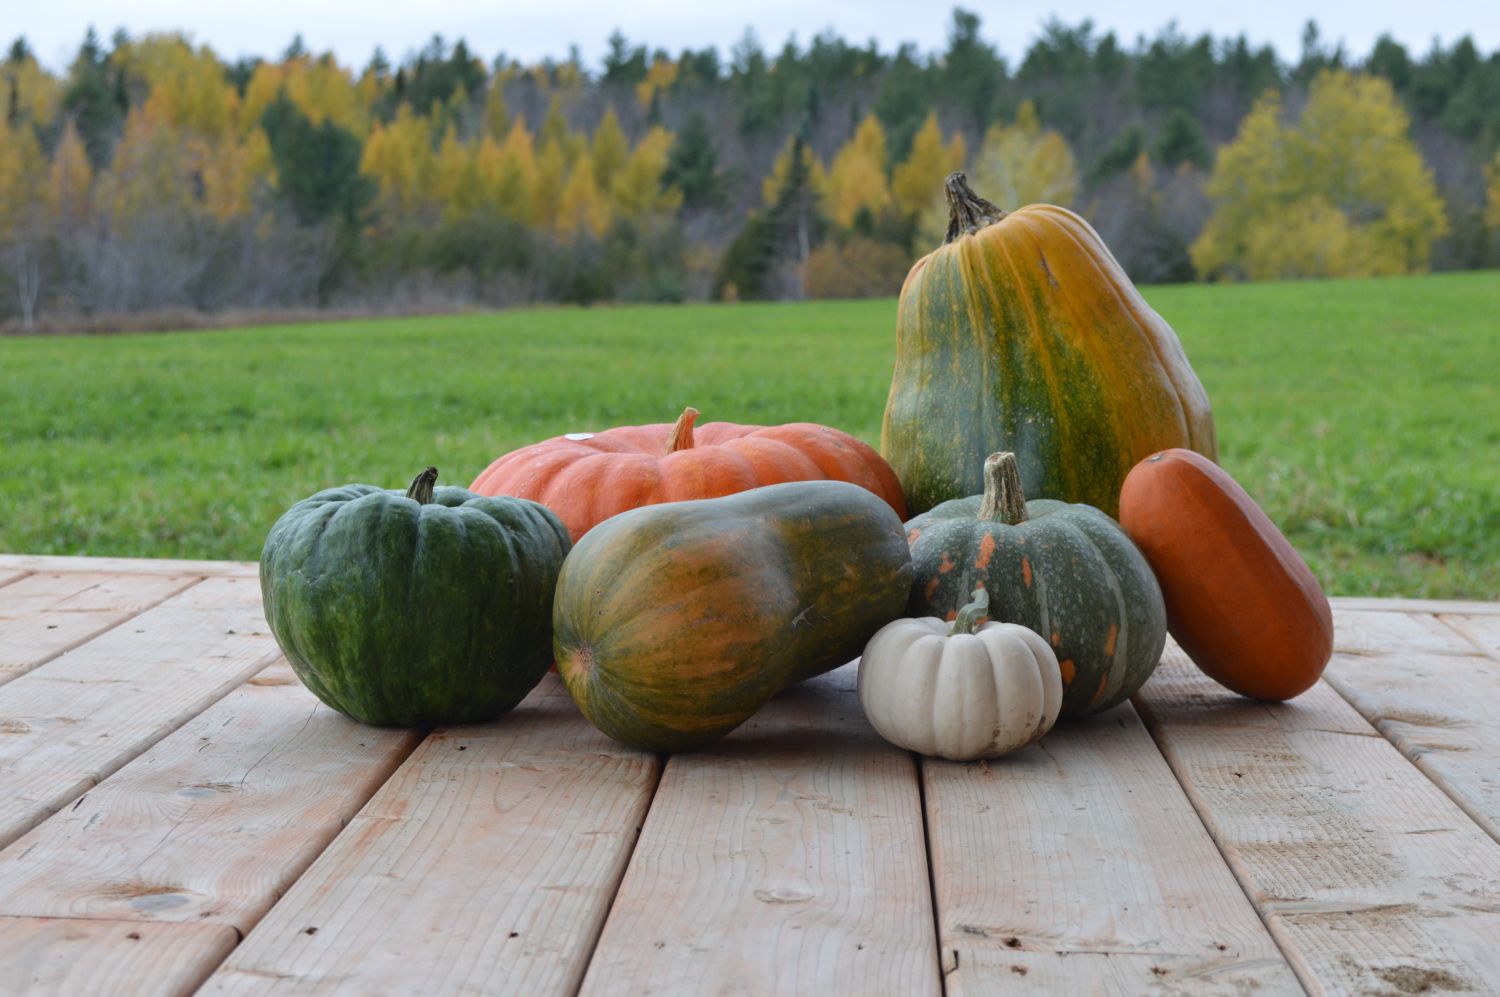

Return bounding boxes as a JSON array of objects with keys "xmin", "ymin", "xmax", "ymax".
[
  {"xmin": 1155, "ymin": 110, "xmax": 1210, "ymax": 169},
  {"xmin": 261, "ymin": 93, "xmax": 370, "ymax": 225},
  {"xmin": 662, "ymin": 111, "xmax": 723, "ymax": 210}
]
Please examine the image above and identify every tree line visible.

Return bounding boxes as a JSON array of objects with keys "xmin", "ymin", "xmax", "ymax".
[{"xmin": 1, "ymin": 13, "xmax": 1498, "ymax": 328}]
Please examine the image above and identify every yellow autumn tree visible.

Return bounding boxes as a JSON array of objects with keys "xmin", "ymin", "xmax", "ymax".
[
  {"xmin": 539, "ymin": 96, "xmax": 584, "ymax": 165},
  {"xmin": 635, "ymin": 55, "xmax": 678, "ymax": 107},
  {"xmin": 48, "ymin": 121, "xmax": 95, "ymax": 228},
  {"xmin": 918, "ymin": 101, "xmax": 1077, "ymax": 246},
  {"xmin": 116, "ymin": 35, "xmax": 235, "ymax": 138},
  {"xmin": 433, "ymin": 127, "xmax": 479, "ymax": 222},
  {"xmin": 824, "ymin": 115, "xmax": 894, "ymax": 228},
  {"xmin": 611, "ymin": 126, "xmax": 682, "ymax": 218},
  {"xmin": 243, "ymin": 54, "xmax": 367, "ymax": 138},
  {"xmin": 0, "ymin": 50, "xmax": 62, "ymax": 126},
  {"xmin": 104, "ymin": 102, "xmax": 192, "ymax": 225},
  {"xmin": 482, "ymin": 78, "xmax": 511, "ymax": 139},
  {"xmin": 492, "ymin": 120, "xmax": 539, "ymax": 223},
  {"xmin": 361, "ymin": 105, "xmax": 437, "ymax": 220},
  {"xmin": 191, "ymin": 128, "xmax": 274, "ymax": 221},
  {"xmin": 891, "ymin": 112, "xmax": 966, "ymax": 220},
  {"xmin": 532, "ymin": 136, "xmax": 569, "ymax": 230},
  {"xmin": 555, "ymin": 162, "xmax": 612, "ymax": 238},
  {"xmin": 591, "ymin": 108, "xmax": 629, "ymax": 190},
  {"xmin": 1192, "ymin": 70, "xmax": 1448, "ymax": 280}
]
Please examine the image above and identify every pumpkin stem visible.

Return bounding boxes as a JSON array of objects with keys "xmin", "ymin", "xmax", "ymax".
[
  {"xmin": 950, "ymin": 587, "xmax": 990, "ymax": 636},
  {"xmin": 977, "ymin": 452, "xmax": 1028, "ymax": 524},
  {"xmin": 666, "ymin": 407, "xmax": 699, "ymax": 453},
  {"xmin": 943, "ymin": 172, "xmax": 1007, "ymax": 244},
  {"xmin": 406, "ymin": 466, "xmax": 438, "ymax": 505}
]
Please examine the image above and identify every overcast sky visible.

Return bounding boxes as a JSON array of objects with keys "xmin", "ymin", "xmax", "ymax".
[{"xmin": 15, "ymin": 1, "xmax": 1500, "ymax": 72}]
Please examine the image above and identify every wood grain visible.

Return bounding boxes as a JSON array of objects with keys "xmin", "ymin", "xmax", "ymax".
[
  {"xmin": 202, "ymin": 676, "xmax": 658, "ymax": 996},
  {"xmin": 0, "ymin": 571, "xmax": 197, "ymax": 686},
  {"xmin": 1137, "ymin": 645, "xmax": 1500, "ymax": 995},
  {"xmin": 0, "ymin": 569, "xmax": 26, "ymax": 589},
  {"xmin": 0, "ymin": 660, "xmax": 418, "ymax": 933},
  {"xmin": 0, "ymin": 576, "xmax": 283, "ymax": 849},
  {"xmin": 0, "ymin": 554, "xmax": 253, "ymax": 578},
  {"xmin": 0, "ymin": 554, "xmax": 257, "ymax": 578},
  {"xmin": 926, "ymin": 698, "xmax": 1300, "ymax": 995},
  {"xmin": 580, "ymin": 662, "xmax": 940, "ymax": 997},
  {"xmin": 0, "ymin": 916, "xmax": 237, "ymax": 997},
  {"xmin": 1441, "ymin": 613, "xmax": 1500, "ymax": 663},
  {"xmin": 1322, "ymin": 611, "xmax": 1500, "ymax": 844},
  {"xmin": 1329, "ymin": 595, "xmax": 1500, "ymax": 615}
]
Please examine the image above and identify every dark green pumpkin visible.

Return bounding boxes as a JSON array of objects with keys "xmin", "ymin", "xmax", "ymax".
[
  {"xmin": 905, "ymin": 452, "xmax": 1165, "ymax": 719},
  {"xmin": 881, "ymin": 174, "xmax": 1217, "ymax": 517},
  {"xmin": 260, "ymin": 467, "xmax": 572, "ymax": 726},
  {"xmin": 554, "ymin": 481, "xmax": 913, "ymax": 752}
]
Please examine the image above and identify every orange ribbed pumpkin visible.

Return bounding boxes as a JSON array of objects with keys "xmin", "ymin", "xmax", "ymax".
[
  {"xmin": 881, "ymin": 173, "xmax": 1217, "ymax": 517},
  {"xmin": 470, "ymin": 407, "xmax": 907, "ymax": 541},
  {"xmin": 1118, "ymin": 448, "xmax": 1333, "ymax": 701}
]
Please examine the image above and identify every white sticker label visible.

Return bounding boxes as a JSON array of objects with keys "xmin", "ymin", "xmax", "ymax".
[{"xmin": 564, "ymin": 433, "xmax": 594, "ymax": 441}]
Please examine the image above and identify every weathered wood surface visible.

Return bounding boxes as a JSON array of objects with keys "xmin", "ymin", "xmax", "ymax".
[
  {"xmin": 202, "ymin": 677, "xmax": 659, "ymax": 996},
  {"xmin": 1137, "ymin": 643, "xmax": 1500, "ymax": 995},
  {"xmin": 0, "ymin": 917, "xmax": 238, "ymax": 997},
  {"xmin": 0, "ymin": 554, "xmax": 258, "ymax": 578},
  {"xmin": 0, "ymin": 661, "xmax": 419, "ymax": 934},
  {"xmin": 580, "ymin": 663, "xmax": 940, "ymax": 997},
  {"xmin": 1, "ymin": 558, "xmax": 1499, "ymax": 995},
  {"xmin": 0, "ymin": 576, "xmax": 282, "ymax": 849},
  {"xmin": 0, "ymin": 571, "xmax": 197, "ymax": 686},
  {"xmin": 1324, "ymin": 610, "xmax": 1500, "ymax": 844},
  {"xmin": 926, "ymin": 701, "xmax": 1301, "ymax": 995}
]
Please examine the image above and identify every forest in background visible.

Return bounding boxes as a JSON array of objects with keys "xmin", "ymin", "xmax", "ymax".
[{"xmin": 2, "ymin": 11, "xmax": 1499, "ymax": 328}]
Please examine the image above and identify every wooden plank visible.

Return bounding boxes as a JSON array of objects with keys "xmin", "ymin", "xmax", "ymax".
[
  {"xmin": 926, "ymin": 699, "xmax": 1301, "ymax": 995},
  {"xmin": 1329, "ymin": 595, "xmax": 1500, "ymax": 616},
  {"xmin": 0, "ymin": 554, "xmax": 257, "ymax": 578},
  {"xmin": 0, "ymin": 660, "xmax": 418, "ymax": 935},
  {"xmin": 1136, "ymin": 645, "xmax": 1500, "ymax": 995},
  {"xmin": 1441, "ymin": 613, "xmax": 1500, "ymax": 663},
  {"xmin": 0, "ymin": 576, "xmax": 282, "ymax": 849},
  {"xmin": 201, "ymin": 676, "xmax": 658, "ymax": 996},
  {"xmin": 1322, "ymin": 611, "xmax": 1500, "ymax": 844},
  {"xmin": 0, "ymin": 569, "xmax": 26, "ymax": 589},
  {"xmin": 580, "ymin": 663, "xmax": 940, "ymax": 997},
  {"xmin": 0, "ymin": 571, "xmax": 198, "ymax": 686},
  {"xmin": 0, "ymin": 916, "xmax": 237, "ymax": 997}
]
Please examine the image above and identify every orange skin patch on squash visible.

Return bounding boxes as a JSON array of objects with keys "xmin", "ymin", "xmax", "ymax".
[
  {"xmin": 925, "ymin": 576, "xmax": 941, "ymax": 602},
  {"xmin": 1104, "ymin": 624, "xmax": 1118, "ymax": 657},
  {"xmin": 907, "ymin": 528, "xmax": 922, "ymax": 544},
  {"xmin": 1088, "ymin": 676, "xmax": 1109, "ymax": 706},
  {"xmin": 1058, "ymin": 658, "xmax": 1076, "ymax": 685},
  {"xmin": 937, "ymin": 553, "xmax": 955, "ymax": 574},
  {"xmin": 974, "ymin": 532, "xmax": 997, "ymax": 570},
  {"xmin": 1021, "ymin": 556, "xmax": 1033, "ymax": 587},
  {"xmin": 944, "ymin": 610, "xmax": 958, "ymax": 622}
]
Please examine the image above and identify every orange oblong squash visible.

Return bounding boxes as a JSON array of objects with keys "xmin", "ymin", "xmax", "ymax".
[
  {"xmin": 1118, "ymin": 448, "xmax": 1332, "ymax": 701},
  {"xmin": 470, "ymin": 407, "xmax": 907, "ymax": 541}
]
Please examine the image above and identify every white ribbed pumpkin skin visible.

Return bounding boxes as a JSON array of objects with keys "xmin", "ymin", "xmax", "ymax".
[{"xmin": 857, "ymin": 618, "xmax": 1063, "ymax": 761}]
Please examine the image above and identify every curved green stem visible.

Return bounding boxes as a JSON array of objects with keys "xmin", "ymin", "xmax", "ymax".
[
  {"xmin": 977, "ymin": 452, "xmax": 1028, "ymax": 524},
  {"xmin": 943, "ymin": 172, "xmax": 1007, "ymax": 244},
  {"xmin": 950, "ymin": 587, "xmax": 990, "ymax": 636},
  {"xmin": 406, "ymin": 466, "xmax": 438, "ymax": 504}
]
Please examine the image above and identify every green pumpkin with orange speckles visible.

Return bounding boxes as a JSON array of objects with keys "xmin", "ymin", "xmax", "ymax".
[
  {"xmin": 880, "ymin": 173, "xmax": 1217, "ymax": 518},
  {"xmin": 906, "ymin": 453, "xmax": 1165, "ymax": 719}
]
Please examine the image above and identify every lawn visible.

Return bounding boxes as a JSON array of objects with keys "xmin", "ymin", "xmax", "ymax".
[{"xmin": 2, "ymin": 270, "xmax": 1496, "ymax": 598}]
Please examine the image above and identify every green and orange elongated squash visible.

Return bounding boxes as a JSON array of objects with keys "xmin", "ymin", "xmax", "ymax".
[
  {"xmin": 905, "ymin": 452, "xmax": 1166, "ymax": 719},
  {"xmin": 554, "ymin": 481, "xmax": 913, "ymax": 752},
  {"xmin": 471, "ymin": 406, "xmax": 906, "ymax": 541},
  {"xmin": 881, "ymin": 173, "xmax": 1217, "ymax": 517},
  {"xmin": 260, "ymin": 467, "xmax": 572, "ymax": 726},
  {"xmin": 1119, "ymin": 448, "xmax": 1333, "ymax": 701}
]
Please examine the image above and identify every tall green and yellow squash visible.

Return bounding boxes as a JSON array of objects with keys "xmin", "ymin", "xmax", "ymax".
[{"xmin": 881, "ymin": 173, "xmax": 1217, "ymax": 517}]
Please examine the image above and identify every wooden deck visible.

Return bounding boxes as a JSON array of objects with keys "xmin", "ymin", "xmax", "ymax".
[{"xmin": 0, "ymin": 554, "xmax": 1497, "ymax": 995}]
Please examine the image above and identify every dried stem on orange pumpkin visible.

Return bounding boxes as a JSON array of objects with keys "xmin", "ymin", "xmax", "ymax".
[
  {"xmin": 943, "ymin": 172, "xmax": 1007, "ymax": 244},
  {"xmin": 666, "ymin": 407, "xmax": 699, "ymax": 452},
  {"xmin": 977, "ymin": 452, "xmax": 1028, "ymax": 525}
]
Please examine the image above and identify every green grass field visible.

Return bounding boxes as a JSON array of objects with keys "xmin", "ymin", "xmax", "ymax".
[{"xmin": 2, "ymin": 271, "xmax": 1496, "ymax": 598}]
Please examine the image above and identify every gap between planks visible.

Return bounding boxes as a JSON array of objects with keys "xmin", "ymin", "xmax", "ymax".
[
  {"xmin": 0, "ymin": 555, "xmax": 258, "ymax": 579},
  {"xmin": 1135, "ymin": 642, "xmax": 1500, "ymax": 995}
]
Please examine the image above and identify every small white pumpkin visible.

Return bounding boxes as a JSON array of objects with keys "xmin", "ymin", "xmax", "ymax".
[{"xmin": 857, "ymin": 588, "xmax": 1063, "ymax": 761}]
